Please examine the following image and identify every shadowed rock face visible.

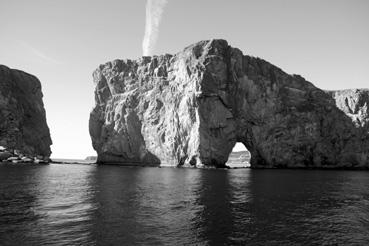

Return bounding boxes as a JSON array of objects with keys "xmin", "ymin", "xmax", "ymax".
[
  {"xmin": 89, "ymin": 39, "xmax": 369, "ymax": 168},
  {"xmin": 0, "ymin": 65, "xmax": 52, "ymax": 157}
]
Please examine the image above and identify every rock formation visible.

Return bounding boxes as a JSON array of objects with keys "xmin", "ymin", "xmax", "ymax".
[
  {"xmin": 0, "ymin": 65, "xmax": 52, "ymax": 161},
  {"xmin": 89, "ymin": 39, "xmax": 369, "ymax": 168}
]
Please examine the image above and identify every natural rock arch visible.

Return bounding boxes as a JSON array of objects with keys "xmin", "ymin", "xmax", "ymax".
[
  {"xmin": 226, "ymin": 143, "xmax": 250, "ymax": 167},
  {"xmin": 89, "ymin": 39, "xmax": 369, "ymax": 168}
]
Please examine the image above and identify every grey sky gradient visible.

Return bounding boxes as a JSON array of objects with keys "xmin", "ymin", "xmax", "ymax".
[{"xmin": 1, "ymin": 0, "xmax": 368, "ymax": 158}]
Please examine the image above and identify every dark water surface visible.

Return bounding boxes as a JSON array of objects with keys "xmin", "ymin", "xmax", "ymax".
[{"xmin": 0, "ymin": 164, "xmax": 369, "ymax": 245}]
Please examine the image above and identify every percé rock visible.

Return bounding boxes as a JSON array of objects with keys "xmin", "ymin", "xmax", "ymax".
[
  {"xmin": 89, "ymin": 39, "xmax": 369, "ymax": 168},
  {"xmin": 0, "ymin": 65, "xmax": 52, "ymax": 158}
]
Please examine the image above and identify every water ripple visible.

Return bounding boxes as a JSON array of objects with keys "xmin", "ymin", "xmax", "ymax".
[{"xmin": 0, "ymin": 165, "xmax": 369, "ymax": 245}]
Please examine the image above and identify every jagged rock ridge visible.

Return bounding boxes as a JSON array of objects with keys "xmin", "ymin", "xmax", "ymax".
[
  {"xmin": 89, "ymin": 39, "xmax": 369, "ymax": 168},
  {"xmin": 0, "ymin": 65, "xmax": 52, "ymax": 159}
]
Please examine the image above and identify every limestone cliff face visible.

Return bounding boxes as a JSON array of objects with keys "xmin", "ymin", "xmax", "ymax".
[
  {"xmin": 0, "ymin": 65, "xmax": 52, "ymax": 157},
  {"xmin": 89, "ymin": 40, "xmax": 369, "ymax": 168},
  {"xmin": 327, "ymin": 89, "xmax": 369, "ymax": 129}
]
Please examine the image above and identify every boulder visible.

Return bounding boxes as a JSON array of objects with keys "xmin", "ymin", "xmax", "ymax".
[
  {"xmin": 89, "ymin": 39, "xmax": 369, "ymax": 168},
  {"xmin": 7, "ymin": 156, "xmax": 19, "ymax": 161},
  {"xmin": 21, "ymin": 157, "xmax": 33, "ymax": 163},
  {"xmin": 0, "ymin": 151, "xmax": 12, "ymax": 160}
]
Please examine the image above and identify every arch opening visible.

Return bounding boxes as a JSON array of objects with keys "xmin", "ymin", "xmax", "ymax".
[{"xmin": 226, "ymin": 142, "xmax": 251, "ymax": 168}]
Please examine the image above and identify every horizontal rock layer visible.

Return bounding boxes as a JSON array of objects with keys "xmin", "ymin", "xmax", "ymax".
[
  {"xmin": 0, "ymin": 65, "xmax": 52, "ymax": 158},
  {"xmin": 89, "ymin": 39, "xmax": 369, "ymax": 168}
]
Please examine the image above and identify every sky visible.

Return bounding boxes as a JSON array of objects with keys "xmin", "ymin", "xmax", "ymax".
[{"xmin": 0, "ymin": 0, "xmax": 368, "ymax": 158}]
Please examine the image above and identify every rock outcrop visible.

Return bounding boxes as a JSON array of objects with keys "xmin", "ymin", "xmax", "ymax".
[
  {"xmin": 89, "ymin": 39, "xmax": 369, "ymax": 168},
  {"xmin": 0, "ymin": 65, "xmax": 52, "ymax": 161}
]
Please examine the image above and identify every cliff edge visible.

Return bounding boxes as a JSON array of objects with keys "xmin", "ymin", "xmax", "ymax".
[{"xmin": 89, "ymin": 40, "xmax": 369, "ymax": 168}]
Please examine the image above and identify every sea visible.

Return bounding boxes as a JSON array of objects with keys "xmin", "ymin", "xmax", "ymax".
[{"xmin": 0, "ymin": 163, "xmax": 369, "ymax": 245}]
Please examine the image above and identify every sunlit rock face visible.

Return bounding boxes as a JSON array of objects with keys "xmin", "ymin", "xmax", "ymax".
[
  {"xmin": 327, "ymin": 89, "xmax": 369, "ymax": 128},
  {"xmin": 89, "ymin": 39, "xmax": 369, "ymax": 168},
  {"xmin": 0, "ymin": 65, "xmax": 52, "ymax": 157}
]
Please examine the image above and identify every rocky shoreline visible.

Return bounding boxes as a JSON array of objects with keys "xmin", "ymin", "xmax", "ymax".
[{"xmin": 0, "ymin": 146, "xmax": 49, "ymax": 164}]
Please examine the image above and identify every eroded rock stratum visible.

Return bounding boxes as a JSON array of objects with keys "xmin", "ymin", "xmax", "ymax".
[
  {"xmin": 89, "ymin": 40, "xmax": 369, "ymax": 168},
  {"xmin": 0, "ymin": 65, "xmax": 52, "ymax": 158}
]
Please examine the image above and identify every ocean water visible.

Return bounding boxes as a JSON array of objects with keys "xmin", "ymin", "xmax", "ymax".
[{"xmin": 0, "ymin": 164, "xmax": 369, "ymax": 245}]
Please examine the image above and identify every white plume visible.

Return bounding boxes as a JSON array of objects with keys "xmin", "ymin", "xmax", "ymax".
[{"xmin": 142, "ymin": 0, "xmax": 168, "ymax": 56}]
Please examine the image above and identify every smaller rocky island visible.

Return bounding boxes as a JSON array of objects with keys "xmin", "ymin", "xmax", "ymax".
[
  {"xmin": 85, "ymin": 156, "xmax": 97, "ymax": 162},
  {"xmin": 0, "ymin": 65, "xmax": 52, "ymax": 163}
]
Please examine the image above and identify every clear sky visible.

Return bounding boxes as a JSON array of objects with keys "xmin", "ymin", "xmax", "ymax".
[{"xmin": 1, "ymin": 0, "xmax": 368, "ymax": 158}]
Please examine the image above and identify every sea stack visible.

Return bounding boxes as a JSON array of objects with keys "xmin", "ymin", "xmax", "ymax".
[
  {"xmin": 0, "ymin": 65, "xmax": 52, "ymax": 161},
  {"xmin": 89, "ymin": 39, "xmax": 369, "ymax": 168}
]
